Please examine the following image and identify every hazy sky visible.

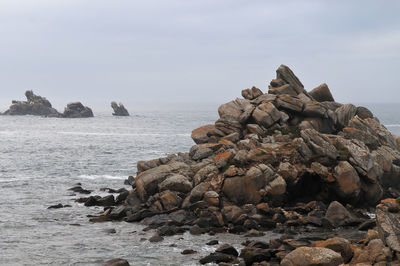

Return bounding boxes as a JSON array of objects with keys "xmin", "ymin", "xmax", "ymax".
[{"xmin": 1, "ymin": 0, "xmax": 399, "ymax": 111}]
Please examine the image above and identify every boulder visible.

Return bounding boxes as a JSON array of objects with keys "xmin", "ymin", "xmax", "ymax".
[
  {"xmin": 158, "ymin": 174, "xmax": 193, "ymax": 193},
  {"xmin": 309, "ymin": 83, "xmax": 335, "ymax": 102},
  {"xmin": 3, "ymin": 90, "xmax": 60, "ymax": 117},
  {"xmin": 222, "ymin": 164, "xmax": 275, "ymax": 205},
  {"xmin": 251, "ymin": 102, "xmax": 281, "ymax": 129},
  {"xmin": 312, "ymin": 237, "xmax": 353, "ymax": 263},
  {"xmin": 191, "ymin": 124, "xmax": 217, "ymax": 144},
  {"xmin": 242, "ymin": 86, "xmax": 263, "ymax": 100},
  {"xmin": 276, "ymin": 94, "xmax": 304, "ymax": 113},
  {"xmin": 62, "ymin": 102, "xmax": 94, "ymax": 118},
  {"xmin": 268, "ymin": 84, "xmax": 298, "ymax": 96},
  {"xmin": 240, "ymin": 247, "xmax": 272, "ymax": 265},
  {"xmin": 333, "ymin": 161, "xmax": 361, "ymax": 200},
  {"xmin": 302, "ymin": 101, "xmax": 327, "ymax": 118},
  {"xmin": 324, "ymin": 201, "xmax": 354, "ymax": 227},
  {"xmin": 356, "ymin": 106, "xmax": 374, "ymax": 119},
  {"xmin": 111, "ymin": 101, "xmax": 129, "ymax": 116},
  {"xmin": 276, "ymin": 64, "xmax": 304, "ymax": 94},
  {"xmin": 281, "ymin": 247, "xmax": 343, "ymax": 266}
]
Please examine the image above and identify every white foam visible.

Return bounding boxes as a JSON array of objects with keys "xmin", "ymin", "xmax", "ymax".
[{"xmin": 78, "ymin": 174, "xmax": 126, "ymax": 180}]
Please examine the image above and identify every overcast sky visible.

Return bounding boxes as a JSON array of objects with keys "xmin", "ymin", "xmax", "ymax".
[{"xmin": 0, "ymin": 0, "xmax": 399, "ymax": 111}]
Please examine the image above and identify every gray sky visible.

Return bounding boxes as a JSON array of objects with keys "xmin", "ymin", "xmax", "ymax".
[{"xmin": 1, "ymin": 0, "xmax": 399, "ymax": 111}]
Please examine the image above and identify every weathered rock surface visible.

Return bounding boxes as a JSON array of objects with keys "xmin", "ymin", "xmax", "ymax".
[
  {"xmin": 111, "ymin": 101, "xmax": 129, "ymax": 116},
  {"xmin": 62, "ymin": 102, "xmax": 94, "ymax": 118},
  {"xmin": 309, "ymin": 83, "xmax": 334, "ymax": 102},
  {"xmin": 3, "ymin": 90, "xmax": 60, "ymax": 117},
  {"xmin": 281, "ymin": 247, "xmax": 343, "ymax": 266}
]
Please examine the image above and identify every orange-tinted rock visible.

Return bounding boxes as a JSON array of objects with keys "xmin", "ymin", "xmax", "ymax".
[
  {"xmin": 313, "ymin": 237, "xmax": 353, "ymax": 263},
  {"xmin": 333, "ymin": 161, "xmax": 361, "ymax": 200},
  {"xmin": 191, "ymin": 124, "xmax": 217, "ymax": 144},
  {"xmin": 215, "ymin": 152, "xmax": 233, "ymax": 168},
  {"xmin": 281, "ymin": 247, "xmax": 343, "ymax": 266}
]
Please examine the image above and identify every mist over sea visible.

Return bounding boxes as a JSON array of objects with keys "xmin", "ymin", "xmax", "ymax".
[{"xmin": 0, "ymin": 103, "xmax": 399, "ymax": 265}]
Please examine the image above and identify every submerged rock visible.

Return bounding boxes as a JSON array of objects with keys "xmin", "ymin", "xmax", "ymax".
[
  {"xmin": 3, "ymin": 90, "xmax": 60, "ymax": 117},
  {"xmin": 62, "ymin": 102, "xmax": 94, "ymax": 118},
  {"xmin": 111, "ymin": 101, "xmax": 129, "ymax": 116}
]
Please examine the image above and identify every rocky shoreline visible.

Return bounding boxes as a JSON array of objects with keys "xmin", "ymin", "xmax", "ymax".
[{"xmin": 70, "ymin": 65, "xmax": 400, "ymax": 265}]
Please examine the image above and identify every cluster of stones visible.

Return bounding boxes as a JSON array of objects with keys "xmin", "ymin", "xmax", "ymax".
[
  {"xmin": 2, "ymin": 90, "xmax": 131, "ymax": 117},
  {"xmin": 75, "ymin": 65, "xmax": 400, "ymax": 265}
]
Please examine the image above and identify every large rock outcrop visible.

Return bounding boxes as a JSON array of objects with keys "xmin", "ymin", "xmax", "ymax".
[
  {"xmin": 2, "ymin": 90, "xmax": 60, "ymax": 117},
  {"xmin": 111, "ymin": 102, "xmax": 129, "ymax": 116},
  {"xmin": 62, "ymin": 102, "xmax": 94, "ymax": 118},
  {"xmin": 79, "ymin": 65, "xmax": 400, "ymax": 260}
]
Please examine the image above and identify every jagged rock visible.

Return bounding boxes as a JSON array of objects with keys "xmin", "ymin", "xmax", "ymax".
[
  {"xmin": 301, "ymin": 129, "xmax": 338, "ymax": 160},
  {"xmin": 335, "ymin": 104, "xmax": 357, "ymax": 129},
  {"xmin": 268, "ymin": 84, "xmax": 298, "ymax": 96},
  {"xmin": 309, "ymin": 83, "xmax": 334, "ymax": 102},
  {"xmin": 3, "ymin": 90, "xmax": 60, "ymax": 117},
  {"xmin": 111, "ymin": 101, "xmax": 129, "ymax": 116},
  {"xmin": 376, "ymin": 207, "xmax": 400, "ymax": 253},
  {"xmin": 242, "ymin": 86, "xmax": 263, "ymax": 100},
  {"xmin": 251, "ymin": 102, "xmax": 281, "ymax": 129},
  {"xmin": 281, "ymin": 247, "xmax": 343, "ymax": 266},
  {"xmin": 276, "ymin": 64, "xmax": 304, "ymax": 94},
  {"xmin": 240, "ymin": 247, "xmax": 272, "ymax": 265},
  {"xmin": 276, "ymin": 94, "xmax": 304, "ymax": 113},
  {"xmin": 62, "ymin": 102, "xmax": 93, "ymax": 118},
  {"xmin": 302, "ymin": 101, "xmax": 327, "ymax": 118},
  {"xmin": 350, "ymin": 239, "xmax": 392, "ymax": 264}
]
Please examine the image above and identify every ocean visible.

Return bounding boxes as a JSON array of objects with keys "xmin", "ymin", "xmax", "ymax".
[{"xmin": 0, "ymin": 104, "xmax": 399, "ymax": 265}]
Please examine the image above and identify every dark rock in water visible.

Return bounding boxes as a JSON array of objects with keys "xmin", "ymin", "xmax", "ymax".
[
  {"xmin": 47, "ymin": 203, "xmax": 71, "ymax": 209},
  {"xmin": 62, "ymin": 102, "xmax": 93, "ymax": 118},
  {"xmin": 358, "ymin": 219, "xmax": 376, "ymax": 231},
  {"xmin": 181, "ymin": 249, "xmax": 197, "ymax": 255},
  {"xmin": 102, "ymin": 258, "xmax": 130, "ymax": 266},
  {"xmin": 111, "ymin": 101, "xmax": 129, "ymax": 116},
  {"xmin": 68, "ymin": 186, "xmax": 91, "ymax": 194},
  {"xmin": 84, "ymin": 195, "xmax": 115, "ymax": 207},
  {"xmin": 199, "ymin": 252, "xmax": 237, "ymax": 264},
  {"xmin": 206, "ymin": 240, "xmax": 219, "ymax": 245},
  {"xmin": 239, "ymin": 247, "xmax": 272, "ymax": 266},
  {"xmin": 3, "ymin": 90, "xmax": 60, "ymax": 117},
  {"xmin": 215, "ymin": 243, "xmax": 239, "ymax": 257},
  {"xmin": 149, "ymin": 234, "xmax": 164, "ymax": 243}
]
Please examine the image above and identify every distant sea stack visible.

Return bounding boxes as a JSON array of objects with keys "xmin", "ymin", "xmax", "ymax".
[
  {"xmin": 62, "ymin": 102, "xmax": 94, "ymax": 118},
  {"xmin": 111, "ymin": 101, "xmax": 129, "ymax": 116},
  {"xmin": 2, "ymin": 90, "xmax": 60, "ymax": 117}
]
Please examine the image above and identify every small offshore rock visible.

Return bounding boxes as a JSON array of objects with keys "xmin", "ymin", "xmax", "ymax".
[
  {"xmin": 149, "ymin": 234, "xmax": 164, "ymax": 243},
  {"xmin": 181, "ymin": 249, "xmax": 197, "ymax": 255},
  {"xmin": 102, "ymin": 258, "xmax": 130, "ymax": 266},
  {"xmin": 206, "ymin": 240, "xmax": 219, "ymax": 245},
  {"xmin": 62, "ymin": 102, "xmax": 94, "ymax": 118},
  {"xmin": 111, "ymin": 101, "xmax": 129, "ymax": 116}
]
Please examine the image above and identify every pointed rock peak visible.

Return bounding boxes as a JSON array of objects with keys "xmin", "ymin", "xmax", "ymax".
[
  {"xmin": 276, "ymin": 65, "xmax": 304, "ymax": 94},
  {"xmin": 309, "ymin": 83, "xmax": 335, "ymax": 102}
]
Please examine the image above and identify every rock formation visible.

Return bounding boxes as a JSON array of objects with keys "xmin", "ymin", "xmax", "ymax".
[
  {"xmin": 2, "ymin": 90, "xmax": 60, "ymax": 117},
  {"xmin": 62, "ymin": 102, "xmax": 94, "ymax": 118},
  {"xmin": 111, "ymin": 101, "xmax": 129, "ymax": 116},
  {"xmin": 77, "ymin": 65, "xmax": 400, "ymax": 265}
]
